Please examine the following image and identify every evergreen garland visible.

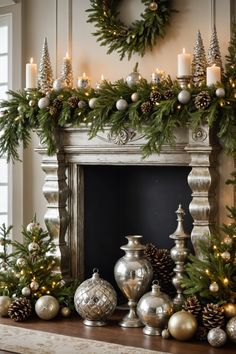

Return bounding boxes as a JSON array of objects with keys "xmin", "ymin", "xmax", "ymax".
[{"xmin": 86, "ymin": 0, "xmax": 173, "ymax": 60}]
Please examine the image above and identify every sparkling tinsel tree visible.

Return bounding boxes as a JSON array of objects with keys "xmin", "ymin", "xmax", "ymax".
[
  {"xmin": 207, "ymin": 26, "xmax": 223, "ymax": 72},
  {"xmin": 192, "ymin": 30, "xmax": 207, "ymax": 86},
  {"xmin": 182, "ymin": 172, "xmax": 236, "ymax": 304},
  {"xmin": 60, "ymin": 54, "xmax": 73, "ymax": 88},
  {"xmin": 225, "ymin": 24, "xmax": 236, "ymax": 84},
  {"xmin": 38, "ymin": 37, "xmax": 54, "ymax": 94}
]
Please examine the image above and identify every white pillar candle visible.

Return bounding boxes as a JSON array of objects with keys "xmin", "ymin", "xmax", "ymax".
[
  {"xmin": 206, "ymin": 64, "xmax": 221, "ymax": 86},
  {"xmin": 26, "ymin": 58, "xmax": 37, "ymax": 89},
  {"xmin": 177, "ymin": 48, "xmax": 191, "ymax": 77}
]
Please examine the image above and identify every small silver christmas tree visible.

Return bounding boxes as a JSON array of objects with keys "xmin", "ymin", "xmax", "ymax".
[
  {"xmin": 38, "ymin": 37, "xmax": 54, "ymax": 94},
  {"xmin": 60, "ymin": 54, "xmax": 73, "ymax": 88},
  {"xmin": 207, "ymin": 26, "xmax": 223, "ymax": 71},
  {"xmin": 192, "ymin": 30, "xmax": 207, "ymax": 86}
]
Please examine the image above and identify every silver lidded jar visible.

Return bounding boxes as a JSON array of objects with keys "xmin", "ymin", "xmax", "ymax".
[
  {"xmin": 137, "ymin": 280, "xmax": 174, "ymax": 335},
  {"xmin": 74, "ymin": 268, "xmax": 117, "ymax": 326},
  {"xmin": 114, "ymin": 235, "xmax": 153, "ymax": 328}
]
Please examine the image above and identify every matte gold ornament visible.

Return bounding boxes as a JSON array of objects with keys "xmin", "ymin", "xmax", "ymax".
[
  {"xmin": 222, "ymin": 303, "xmax": 236, "ymax": 319},
  {"xmin": 0, "ymin": 296, "xmax": 11, "ymax": 317},
  {"xmin": 22, "ymin": 286, "xmax": 31, "ymax": 297},
  {"xmin": 168, "ymin": 311, "xmax": 198, "ymax": 341},
  {"xmin": 209, "ymin": 281, "xmax": 219, "ymax": 293},
  {"xmin": 226, "ymin": 316, "xmax": 236, "ymax": 343},
  {"xmin": 207, "ymin": 327, "xmax": 227, "ymax": 347},
  {"xmin": 35, "ymin": 295, "xmax": 59, "ymax": 320},
  {"xmin": 60, "ymin": 306, "xmax": 71, "ymax": 318},
  {"xmin": 149, "ymin": 2, "xmax": 158, "ymax": 11},
  {"xmin": 30, "ymin": 280, "xmax": 39, "ymax": 291},
  {"xmin": 29, "ymin": 100, "xmax": 36, "ymax": 107},
  {"xmin": 131, "ymin": 92, "xmax": 139, "ymax": 102},
  {"xmin": 221, "ymin": 251, "xmax": 231, "ymax": 262}
]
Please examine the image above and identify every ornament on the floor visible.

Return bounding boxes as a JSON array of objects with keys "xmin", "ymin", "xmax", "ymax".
[
  {"xmin": 38, "ymin": 37, "xmax": 54, "ymax": 94},
  {"xmin": 35, "ymin": 295, "xmax": 60, "ymax": 320},
  {"xmin": 168, "ymin": 311, "xmax": 198, "ymax": 341},
  {"xmin": 194, "ymin": 91, "xmax": 211, "ymax": 110},
  {"xmin": 28, "ymin": 241, "xmax": 40, "ymax": 252},
  {"xmin": 53, "ymin": 78, "xmax": 66, "ymax": 92},
  {"xmin": 68, "ymin": 96, "xmax": 79, "ymax": 109},
  {"xmin": 149, "ymin": 1, "xmax": 158, "ymax": 11},
  {"xmin": 192, "ymin": 30, "xmax": 207, "ymax": 86},
  {"xmin": 182, "ymin": 295, "xmax": 202, "ymax": 320},
  {"xmin": 16, "ymin": 258, "xmax": 26, "ymax": 268},
  {"xmin": 221, "ymin": 250, "xmax": 231, "ymax": 261},
  {"xmin": 38, "ymin": 97, "xmax": 50, "ymax": 110},
  {"xmin": 29, "ymin": 100, "xmax": 36, "ymax": 107},
  {"xmin": 77, "ymin": 100, "xmax": 87, "ymax": 109},
  {"xmin": 60, "ymin": 53, "xmax": 73, "ymax": 88},
  {"xmin": 88, "ymin": 97, "xmax": 98, "ymax": 109},
  {"xmin": 222, "ymin": 303, "xmax": 236, "ymax": 319},
  {"xmin": 30, "ymin": 280, "xmax": 39, "ymax": 291},
  {"xmin": 140, "ymin": 101, "xmax": 153, "ymax": 114},
  {"xmin": 116, "ymin": 98, "xmax": 128, "ymax": 111},
  {"xmin": 60, "ymin": 306, "xmax": 71, "ymax": 318},
  {"xmin": 209, "ymin": 281, "xmax": 219, "ymax": 293},
  {"xmin": 137, "ymin": 280, "xmax": 173, "ymax": 336},
  {"xmin": 74, "ymin": 268, "xmax": 117, "ymax": 326},
  {"xmin": 126, "ymin": 63, "xmax": 142, "ymax": 88},
  {"xmin": 161, "ymin": 328, "xmax": 170, "ymax": 339},
  {"xmin": 215, "ymin": 87, "xmax": 225, "ymax": 98},
  {"xmin": 8, "ymin": 297, "xmax": 32, "ymax": 322},
  {"xmin": 208, "ymin": 25, "xmax": 223, "ymax": 71},
  {"xmin": 226, "ymin": 316, "xmax": 236, "ymax": 343},
  {"xmin": 21, "ymin": 287, "xmax": 31, "ymax": 297},
  {"xmin": 131, "ymin": 92, "xmax": 139, "ymax": 102},
  {"xmin": 150, "ymin": 91, "xmax": 162, "ymax": 104},
  {"xmin": 177, "ymin": 90, "xmax": 191, "ymax": 104},
  {"xmin": 202, "ymin": 303, "xmax": 225, "ymax": 330},
  {"xmin": 207, "ymin": 327, "xmax": 227, "ymax": 347},
  {"xmin": 0, "ymin": 295, "xmax": 11, "ymax": 317}
]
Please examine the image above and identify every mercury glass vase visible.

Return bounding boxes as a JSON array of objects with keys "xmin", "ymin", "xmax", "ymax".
[{"xmin": 114, "ymin": 235, "xmax": 153, "ymax": 327}]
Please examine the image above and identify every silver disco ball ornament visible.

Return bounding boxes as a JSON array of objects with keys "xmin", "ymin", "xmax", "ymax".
[
  {"xmin": 226, "ymin": 316, "xmax": 236, "ymax": 343},
  {"xmin": 74, "ymin": 268, "xmax": 117, "ymax": 326},
  {"xmin": 207, "ymin": 327, "xmax": 227, "ymax": 347}
]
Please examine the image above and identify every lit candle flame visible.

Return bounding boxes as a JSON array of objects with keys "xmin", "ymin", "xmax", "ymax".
[
  {"xmin": 65, "ymin": 52, "xmax": 69, "ymax": 59},
  {"xmin": 182, "ymin": 48, "xmax": 185, "ymax": 54},
  {"xmin": 101, "ymin": 74, "xmax": 104, "ymax": 81},
  {"xmin": 30, "ymin": 57, "xmax": 34, "ymax": 64},
  {"xmin": 82, "ymin": 72, "xmax": 86, "ymax": 78}
]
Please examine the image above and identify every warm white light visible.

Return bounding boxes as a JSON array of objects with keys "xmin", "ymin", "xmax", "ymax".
[
  {"xmin": 30, "ymin": 57, "xmax": 34, "ymax": 64},
  {"xmin": 182, "ymin": 48, "xmax": 185, "ymax": 54},
  {"xmin": 101, "ymin": 74, "xmax": 104, "ymax": 81},
  {"xmin": 83, "ymin": 72, "xmax": 86, "ymax": 78}
]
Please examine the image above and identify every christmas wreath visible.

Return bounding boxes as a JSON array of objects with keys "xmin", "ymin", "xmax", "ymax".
[{"xmin": 86, "ymin": 0, "xmax": 173, "ymax": 60}]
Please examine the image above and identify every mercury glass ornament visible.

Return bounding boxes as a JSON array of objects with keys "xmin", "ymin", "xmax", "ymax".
[
  {"xmin": 35, "ymin": 295, "xmax": 59, "ymax": 320},
  {"xmin": 0, "ymin": 296, "xmax": 11, "ymax": 317},
  {"xmin": 114, "ymin": 235, "xmax": 153, "ymax": 328},
  {"xmin": 226, "ymin": 316, "xmax": 236, "ymax": 343},
  {"xmin": 16, "ymin": 258, "xmax": 26, "ymax": 268},
  {"xmin": 168, "ymin": 311, "xmax": 197, "ymax": 341},
  {"xmin": 222, "ymin": 303, "xmax": 236, "ymax": 319},
  {"xmin": 137, "ymin": 281, "xmax": 173, "ymax": 335},
  {"xmin": 28, "ymin": 241, "xmax": 40, "ymax": 252},
  {"xmin": 126, "ymin": 63, "xmax": 142, "ymax": 88},
  {"xmin": 209, "ymin": 281, "xmax": 219, "ymax": 293},
  {"xmin": 149, "ymin": 2, "xmax": 158, "ymax": 11},
  {"xmin": 131, "ymin": 92, "xmax": 139, "ymax": 102},
  {"xmin": 215, "ymin": 87, "xmax": 225, "ymax": 98},
  {"xmin": 30, "ymin": 280, "xmax": 39, "ymax": 291},
  {"xmin": 53, "ymin": 78, "xmax": 66, "ymax": 91},
  {"xmin": 22, "ymin": 287, "xmax": 31, "ymax": 297},
  {"xmin": 221, "ymin": 251, "xmax": 231, "ymax": 261},
  {"xmin": 74, "ymin": 268, "xmax": 117, "ymax": 327},
  {"xmin": 207, "ymin": 327, "xmax": 227, "ymax": 347}
]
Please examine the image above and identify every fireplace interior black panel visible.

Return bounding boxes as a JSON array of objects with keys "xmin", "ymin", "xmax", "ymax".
[{"xmin": 83, "ymin": 166, "xmax": 193, "ymax": 289}]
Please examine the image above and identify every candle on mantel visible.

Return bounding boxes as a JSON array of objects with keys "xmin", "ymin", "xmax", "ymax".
[
  {"xmin": 151, "ymin": 68, "xmax": 165, "ymax": 84},
  {"xmin": 26, "ymin": 57, "xmax": 37, "ymax": 89},
  {"xmin": 177, "ymin": 48, "xmax": 191, "ymax": 77},
  {"xmin": 77, "ymin": 72, "xmax": 91, "ymax": 89},
  {"xmin": 95, "ymin": 74, "xmax": 105, "ymax": 90},
  {"xmin": 206, "ymin": 64, "xmax": 221, "ymax": 86}
]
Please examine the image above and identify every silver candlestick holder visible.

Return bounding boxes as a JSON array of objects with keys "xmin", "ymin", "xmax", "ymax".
[
  {"xmin": 169, "ymin": 205, "xmax": 190, "ymax": 307},
  {"xmin": 177, "ymin": 75, "xmax": 192, "ymax": 89}
]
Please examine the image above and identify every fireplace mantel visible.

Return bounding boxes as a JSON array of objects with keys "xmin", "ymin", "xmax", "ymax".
[{"xmin": 36, "ymin": 124, "xmax": 220, "ymax": 279}]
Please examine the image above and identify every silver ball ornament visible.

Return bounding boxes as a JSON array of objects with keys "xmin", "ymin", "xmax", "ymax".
[
  {"xmin": 131, "ymin": 92, "xmax": 139, "ymax": 102},
  {"xmin": 22, "ymin": 287, "xmax": 31, "ymax": 297},
  {"xmin": 53, "ymin": 78, "xmax": 66, "ymax": 91},
  {"xmin": 28, "ymin": 241, "xmax": 40, "ymax": 252},
  {"xmin": 126, "ymin": 72, "xmax": 141, "ymax": 88},
  {"xmin": 215, "ymin": 87, "xmax": 225, "ymax": 98},
  {"xmin": 116, "ymin": 98, "xmax": 128, "ymax": 111},
  {"xmin": 0, "ymin": 295, "xmax": 11, "ymax": 317},
  {"xmin": 89, "ymin": 97, "xmax": 98, "ymax": 109},
  {"xmin": 30, "ymin": 280, "xmax": 39, "ymax": 291},
  {"xmin": 209, "ymin": 282, "xmax": 219, "ymax": 293},
  {"xmin": 226, "ymin": 316, "xmax": 236, "ymax": 343},
  {"xmin": 207, "ymin": 327, "xmax": 227, "ymax": 347},
  {"xmin": 178, "ymin": 90, "xmax": 191, "ymax": 104},
  {"xmin": 78, "ymin": 100, "xmax": 87, "ymax": 109},
  {"xmin": 38, "ymin": 97, "xmax": 50, "ymax": 109},
  {"xmin": 149, "ymin": 2, "xmax": 158, "ymax": 11},
  {"xmin": 35, "ymin": 295, "xmax": 60, "ymax": 320}
]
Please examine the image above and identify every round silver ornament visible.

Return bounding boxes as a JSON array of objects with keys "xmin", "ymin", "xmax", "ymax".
[
  {"xmin": 30, "ymin": 280, "xmax": 39, "ymax": 291},
  {"xmin": 0, "ymin": 295, "xmax": 11, "ymax": 317},
  {"xmin": 215, "ymin": 87, "xmax": 225, "ymax": 98},
  {"xmin": 88, "ymin": 97, "xmax": 98, "ymax": 109},
  {"xmin": 35, "ymin": 295, "xmax": 60, "ymax": 320},
  {"xmin": 78, "ymin": 100, "xmax": 87, "ymax": 109},
  {"xmin": 161, "ymin": 328, "xmax": 170, "ymax": 339},
  {"xmin": 16, "ymin": 258, "xmax": 26, "ymax": 268},
  {"xmin": 60, "ymin": 306, "xmax": 71, "ymax": 318},
  {"xmin": 126, "ymin": 71, "xmax": 141, "ymax": 88},
  {"xmin": 207, "ymin": 327, "xmax": 227, "ymax": 347},
  {"xmin": 178, "ymin": 90, "xmax": 191, "ymax": 104},
  {"xmin": 116, "ymin": 98, "xmax": 128, "ymax": 111},
  {"xmin": 149, "ymin": 2, "xmax": 158, "ymax": 11},
  {"xmin": 226, "ymin": 316, "xmax": 236, "ymax": 343},
  {"xmin": 131, "ymin": 92, "xmax": 139, "ymax": 102},
  {"xmin": 221, "ymin": 251, "xmax": 231, "ymax": 262},
  {"xmin": 28, "ymin": 241, "xmax": 40, "ymax": 252},
  {"xmin": 26, "ymin": 222, "xmax": 41, "ymax": 232},
  {"xmin": 209, "ymin": 281, "xmax": 219, "ymax": 293},
  {"xmin": 137, "ymin": 281, "xmax": 174, "ymax": 335},
  {"xmin": 53, "ymin": 78, "xmax": 66, "ymax": 91},
  {"xmin": 74, "ymin": 268, "xmax": 117, "ymax": 326},
  {"xmin": 22, "ymin": 287, "xmax": 31, "ymax": 297},
  {"xmin": 38, "ymin": 97, "xmax": 50, "ymax": 109}
]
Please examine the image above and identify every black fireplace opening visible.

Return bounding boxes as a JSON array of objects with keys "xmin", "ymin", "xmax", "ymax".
[{"xmin": 83, "ymin": 165, "xmax": 193, "ymax": 293}]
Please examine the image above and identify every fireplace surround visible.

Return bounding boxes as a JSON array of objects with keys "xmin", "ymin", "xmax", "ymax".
[{"xmin": 36, "ymin": 124, "xmax": 219, "ymax": 279}]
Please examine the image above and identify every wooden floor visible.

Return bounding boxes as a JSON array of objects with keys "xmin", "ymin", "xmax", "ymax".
[{"xmin": 0, "ymin": 310, "xmax": 235, "ymax": 354}]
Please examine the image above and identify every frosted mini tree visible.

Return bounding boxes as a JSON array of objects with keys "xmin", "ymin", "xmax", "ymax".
[
  {"xmin": 192, "ymin": 30, "xmax": 207, "ymax": 86},
  {"xmin": 61, "ymin": 54, "xmax": 73, "ymax": 88},
  {"xmin": 207, "ymin": 26, "xmax": 223, "ymax": 72},
  {"xmin": 38, "ymin": 37, "xmax": 54, "ymax": 94}
]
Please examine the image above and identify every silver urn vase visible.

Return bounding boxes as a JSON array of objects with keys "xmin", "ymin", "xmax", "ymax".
[
  {"xmin": 137, "ymin": 281, "xmax": 174, "ymax": 335},
  {"xmin": 114, "ymin": 235, "xmax": 153, "ymax": 328}
]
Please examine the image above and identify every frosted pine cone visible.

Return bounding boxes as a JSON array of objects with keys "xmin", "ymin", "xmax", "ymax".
[
  {"xmin": 194, "ymin": 91, "xmax": 211, "ymax": 109},
  {"xmin": 182, "ymin": 295, "xmax": 202, "ymax": 320},
  {"xmin": 8, "ymin": 297, "xmax": 32, "ymax": 322},
  {"xmin": 202, "ymin": 303, "xmax": 225, "ymax": 330},
  {"xmin": 140, "ymin": 101, "xmax": 153, "ymax": 114},
  {"xmin": 68, "ymin": 96, "xmax": 79, "ymax": 109},
  {"xmin": 150, "ymin": 91, "xmax": 162, "ymax": 103}
]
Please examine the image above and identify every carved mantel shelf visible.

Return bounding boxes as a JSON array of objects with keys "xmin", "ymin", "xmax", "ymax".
[{"xmin": 36, "ymin": 124, "xmax": 220, "ymax": 279}]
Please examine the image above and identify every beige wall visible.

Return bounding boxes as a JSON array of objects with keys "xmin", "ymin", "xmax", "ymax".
[{"xmin": 22, "ymin": 0, "xmax": 234, "ymax": 227}]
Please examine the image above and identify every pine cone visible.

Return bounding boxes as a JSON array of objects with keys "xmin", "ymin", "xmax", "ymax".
[
  {"xmin": 182, "ymin": 295, "xmax": 202, "ymax": 320},
  {"xmin": 140, "ymin": 101, "xmax": 153, "ymax": 114},
  {"xmin": 195, "ymin": 326, "xmax": 208, "ymax": 342},
  {"xmin": 150, "ymin": 91, "xmax": 162, "ymax": 103},
  {"xmin": 52, "ymin": 98, "xmax": 62, "ymax": 110},
  {"xmin": 68, "ymin": 96, "xmax": 79, "ymax": 109},
  {"xmin": 202, "ymin": 303, "xmax": 225, "ymax": 330},
  {"xmin": 8, "ymin": 297, "xmax": 32, "ymax": 322},
  {"xmin": 49, "ymin": 106, "xmax": 57, "ymax": 117},
  {"xmin": 164, "ymin": 90, "xmax": 175, "ymax": 100},
  {"xmin": 194, "ymin": 91, "xmax": 211, "ymax": 109}
]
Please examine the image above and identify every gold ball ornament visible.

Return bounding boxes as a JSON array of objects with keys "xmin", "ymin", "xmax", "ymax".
[
  {"xmin": 22, "ymin": 286, "xmax": 31, "ymax": 297},
  {"xmin": 226, "ymin": 316, "xmax": 236, "ymax": 343},
  {"xmin": 30, "ymin": 280, "xmax": 39, "ymax": 291},
  {"xmin": 149, "ymin": 2, "xmax": 158, "ymax": 11},
  {"xmin": 60, "ymin": 306, "xmax": 71, "ymax": 318},
  {"xmin": 29, "ymin": 100, "xmax": 36, "ymax": 107},
  {"xmin": 168, "ymin": 311, "xmax": 198, "ymax": 341},
  {"xmin": 209, "ymin": 281, "xmax": 219, "ymax": 293},
  {"xmin": 16, "ymin": 258, "xmax": 26, "ymax": 268},
  {"xmin": 221, "ymin": 251, "xmax": 231, "ymax": 262},
  {"xmin": 0, "ymin": 295, "xmax": 11, "ymax": 317},
  {"xmin": 222, "ymin": 303, "xmax": 236, "ymax": 319},
  {"xmin": 223, "ymin": 236, "xmax": 232, "ymax": 246},
  {"xmin": 35, "ymin": 295, "xmax": 60, "ymax": 320}
]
